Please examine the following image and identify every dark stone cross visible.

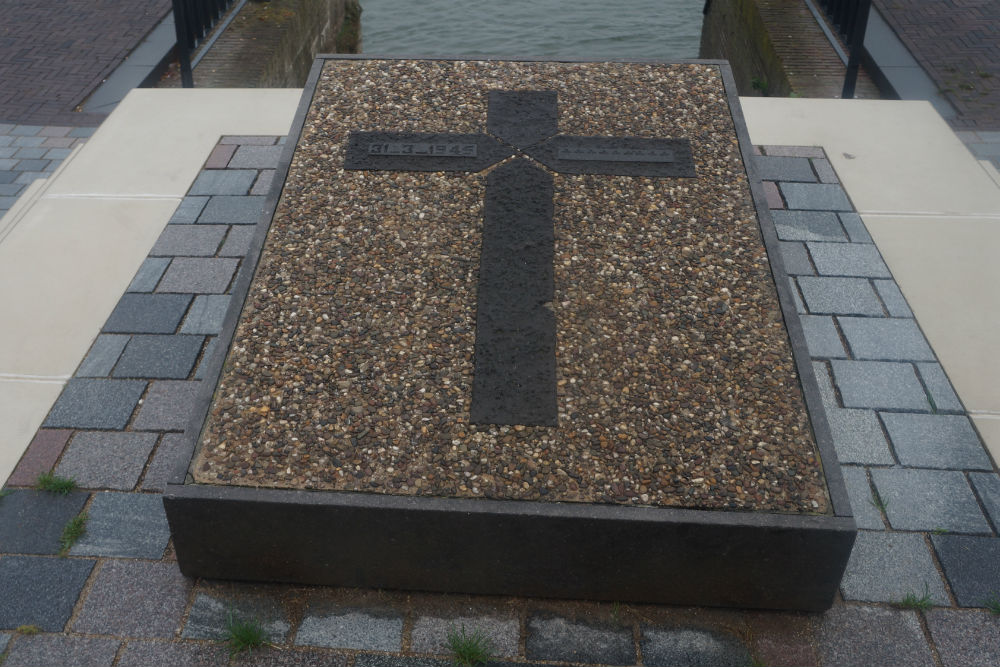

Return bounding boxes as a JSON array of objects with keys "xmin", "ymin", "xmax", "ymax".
[{"xmin": 344, "ymin": 90, "xmax": 695, "ymax": 427}]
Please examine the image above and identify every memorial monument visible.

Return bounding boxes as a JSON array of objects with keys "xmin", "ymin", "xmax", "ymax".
[{"xmin": 165, "ymin": 57, "xmax": 856, "ymax": 611}]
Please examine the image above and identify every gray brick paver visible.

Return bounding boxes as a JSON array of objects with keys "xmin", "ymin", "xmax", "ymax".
[
  {"xmin": 410, "ymin": 615, "xmax": 519, "ymax": 657},
  {"xmin": 872, "ymin": 468, "xmax": 991, "ymax": 533},
  {"xmin": 771, "ymin": 210, "xmax": 847, "ymax": 242},
  {"xmin": 43, "ymin": 378, "xmax": 146, "ymax": 429},
  {"xmin": 76, "ymin": 334, "xmax": 129, "ymax": 377},
  {"xmin": 840, "ymin": 531, "xmax": 949, "ymax": 604},
  {"xmin": 799, "ymin": 315, "xmax": 846, "ymax": 358},
  {"xmin": 807, "ymin": 242, "xmax": 891, "ymax": 277},
  {"xmin": 926, "ymin": 609, "xmax": 1000, "ymax": 667},
  {"xmin": 873, "ymin": 279, "xmax": 913, "ymax": 316},
  {"xmin": 881, "ymin": 413, "xmax": 991, "ymax": 469},
  {"xmin": 295, "ymin": 604, "xmax": 403, "ymax": 651},
  {"xmin": 780, "ymin": 182, "xmax": 853, "ymax": 210},
  {"xmin": 112, "ymin": 334, "xmax": 204, "ymax": 379},
  {"xmin": 182, "ymin": 592, "xmax": 291, "ymax": 642},
  {"xmin": 132, "ymin": 380, "xmax": 202, "ymax": 431},
  {"xmin": 641, "ymin": 626, "xmax": 751, "ymax": 667},
  {"xmin": 752, "ymin": 155, "xmax": 816, "ymax": 182},
  {"xmin": 817, "ymin": 605, "xmax": 935, "ymax": 667},
  {"xmin": 0, "ymin": 490, "xmax": 89, "ymax": 554},
  {"xmin": 2, "ymin": 635, "xmax": 119, "ymax": 667},
  {"xmin": 180, "ymin": 295, "xmax": 230, "ymax": 334},
  {"xmin": 126, "ymin": 257, "xmax": 171, "ymax": 293},
  {"xmin": 840, "ymin": 466, "xmax": 885, "ymax": 530},
  {"xmin": 915, "ymin": 362, "xmax": 964, "ymax": 413},
  {"xmin": 838, "ymin": 317, "xmax": 935, "ymax": 361},
  {"xmin": 831, "ymin": 360, "xmax": 929, "ymax": 411},
  {"xmin": 150, "ymin": 224, "xmax": 227, "ymax": 257},
  {"xmin": 72, "ymin": 560, "xmax": 190, "ymax": 638},
  {"xmin": 526, "ymin": 615, "xmax": 633, "ymax": 665},
  {"xmin": 103, "ymin": 293, "xmax": 191, "ymax": 333},
  {"xmin": 0, "ymin": 557, "xmax": 95, "ymax": 632},
  {"xmin": 69, "ymin": 492, "xmax": 171, "ymax": 558},
  {"xmin": 168, "ymin": 196, "xmax": 209, "ymax": 224},
  {"xmin": 198, "ymin": 194, "xmax": 266, "ymax": 224},
  {"xmin": 188, "ymin": 169, "xmax": 256, "ymax": 196},
  {"xmin": 797, "ymin": 277, "xmax": 884, "ymax": 315},
  {"xmin": 155, "ymin": 257, "xmax": 238, "ymax": 294},
  {"xmin": 932, "ymin": 535, "xmax": 1000, "ymax": 607},
  {"xmin": 55, "ymin": 431, "xmax": 157, "ymax": 490},
  {"xmin": 970, "ymin": 472, "xmax": 1000, "ymax": 531}
]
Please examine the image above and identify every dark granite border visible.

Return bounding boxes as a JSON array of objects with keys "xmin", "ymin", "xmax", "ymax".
[{"xmin": 165, "ymin": 56, "xmax": 855, "ymax": 612}]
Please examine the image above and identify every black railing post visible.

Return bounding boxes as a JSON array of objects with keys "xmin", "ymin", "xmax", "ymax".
[
  {"xmin": 841, "ymin": 0, "xmax": 873, "ymax": 98},
  {"xmin": 172, "ymin": 0, "xmax": 195, "ymax": 88}
]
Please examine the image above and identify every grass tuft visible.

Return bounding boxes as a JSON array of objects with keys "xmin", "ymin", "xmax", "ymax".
[
  {"xmin": 869, "ymin": 490, "xmax": 889, "ymax": 513},
  {"xmin": 983, "ymin": 593, "xmax": 1000, "ymax": 615},
  {"xmin": 894, "ymin": 584, "xmax": 933, "ymax": 611},
  {"xmin": 225, "ymin": 610, "xmax": 269, "ymax": 657},
  {"xmin": 15, "ymin": 625, "xmax": 41, "ymax": 635},
  {"xmin": 0, "ymin": 488, "xmax": 12, "ymax": 500},
  {"xmin": 58, "ymin": 512, "xmax": 88, "ymax": 556},
  {"xmin": 447, "ymin": 624, "xmax": 493, "ymax": 667},
  {"xmin": 35, "ymin": 472, "xmax": 76, "ymax": 495}
]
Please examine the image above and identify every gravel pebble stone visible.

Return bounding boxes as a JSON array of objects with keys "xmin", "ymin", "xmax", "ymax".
[
  {"xmin": 182, "ymin": 591, "xmax": 291, "ymax": 642},
  {"xmin": 69, "ymin": 492, "xmax": 171, "ymax": 558},
  {"xmin": 132, "ymin": 380, "xmax": 202, "ymax": 431},
  {"xmin": 112, "ymin": 334, "xmax": 204, "ymax": 379},
  {"xmin": 932, "ymin": 534, "xmax": 1000, "ymax": 607},
  {"xmin": 926, "ymin": 609, "xmax": 1000, "ymax": 667},
  {"xmin": 806, "ymin": 242, "xmax": 891, "ymax": 277},
  {"xmin": 198, "ymin": 194, "xmax": 266, "ymax": 224},
  {"xmin": 115, "ymin": 641, "xmax": 231, "ymax": 667},
  {"xmin": 831, "ymin": 360, "xmax": 929, "ymax": 411},
  {"xmin": 410, "ymin": 615, "xmax": 519, "ymax": 657},
  {"xmin": 2, "ymin": 635, "xmax": 119, "ymax": 667},
  {"xmin": 295, "ymin": 605, "xmax": 403, "ymax": 651},
  {"xmin": 0, "ymin": 556, "xmax": 95, "ymax": 631},
  {"xmin": 881, "ymin": 413, "xmax": 991, "ymax": 469},
  {"xmin": 126, "ymin": 257, "xmax": 171, "ymax": 293},
  {"xmin": 915, "ymin": 362, "xmax": 963, "ymax": 412},
  {"xmin": 169, "ymin": 196, "xmax": 209, "ymax": 224},
  {"xmin": 43, "ymin": 379, "xmax": 146, "ymax": 429},
  {"xmin": 188, "ymin": 169, "xmax": 256, "ymax": 196},
  {"xmin": 640, "ymin": 626, "xmax": 751, "ymax": 667},
  {"xmin": 155, "ymin": 257, "xmax": 238, "ymax": 294},
  {"xmin": 180, "ymin": 295, "xmax": 230, "ymax": 334},
  {"xmin": 103, "ymin": 293, "xmax": 192, "ymax": 334},
  {"xmin": 526, "ymin": 615, "xmax": 633, "ymax": 665},
  {"xmin": 817, "ymin": 605, "xmax": 934, "ymax": 667},
  {"xmin": 0, "ymin": 489, "xmax": 89, "ymax": 554},
  {"xmin": 55, "ymin": 431, "xmax": 157, "ymax": 490},
  {"xmin": 771, "ymin": 210, "xmax": 847, "ymax": 242},
  {"xmin": 799, "ymin": 315, "xmax": 846, "ymax": 358},
  {"xmin": 142, "ymin": 433, "xmax": 187, "ymax": 492},
  {"xmin": 840, "ymin": 531, "xmax": 949, "ymax": 604},
  {"xmin": 4, "ymin": 429, "xmax": 71, "ymax": 486},
  {"xmin": 150, "ymin": 224, "xmax": 227, "ymax": 257},
  {"xmin": 970, "ymin": 472, "xmax": 1000, "ymax": 531},
  {"xmin": 778, "ymin": 241, "xmax": 813, "ymax": 275},
  {"xmin": 77, "ymin": 334, "xmax": 129, "ymax": 377},
  {"xmin": 194, "ymin": 60, "xmax": 829, "ymax": 514},
  {"xmin": 838, "ymin": 317, "xmax": 935, "ymax": 361},
  {"xmin": 839, "ymin": 212, "xmax": 873, "ymax": 243},
  {"xmin": 839, "ymin": 466, "xmax": 884, "ymax": 530},
  {"xmin": 797, "ymin": 277, "xmax": 884, "ymax": 315},
  {"xmin": 872, "ymin": 468, "xmax": 991, "ymax": 533},
  {"xmin": 72, "ymin": 560, "xmax": 190, "ymax": 637}
]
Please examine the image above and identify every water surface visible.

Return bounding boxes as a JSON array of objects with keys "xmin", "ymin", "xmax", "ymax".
[{"xmin": 360, "ymin": 0, "xmax": 703, "ymax": 60}]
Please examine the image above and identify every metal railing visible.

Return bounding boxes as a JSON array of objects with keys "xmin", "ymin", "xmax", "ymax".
[
  {"xmin": 818, "ymin": 0, "xmax": 874, "ymax": 99},
  {"xmin": 172, "ymin": 0, "xmax": 237, "ymax": 87}
]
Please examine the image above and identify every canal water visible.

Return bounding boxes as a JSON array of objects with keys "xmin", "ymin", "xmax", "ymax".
[{"xmin": 359, "ymin": 0, "xmax": 704, "ymax": 61}]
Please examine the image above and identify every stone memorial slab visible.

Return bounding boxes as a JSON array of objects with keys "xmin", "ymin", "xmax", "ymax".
[{"xmin": 165, "ymin": 57, "xmax": 854, "ymax": 611}]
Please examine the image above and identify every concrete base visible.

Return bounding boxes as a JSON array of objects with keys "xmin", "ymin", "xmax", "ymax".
[{"xmin": 165, "ymin": 484, "xmax": 855, "ymax": 611}]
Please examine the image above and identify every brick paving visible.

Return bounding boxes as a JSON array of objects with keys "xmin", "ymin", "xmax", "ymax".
[
  {"xmin": 0, "ymin": 124, "xmax": 93, "ymax": 218},
  {"xmin": 0, "ymin": 0, "xmax": 170, "ymax": 126},
  {"xmin": 873, "ymin": 0, "xmax": 1000, "ymax": 130},
  {"xmin": 2, "ymin": 140, "xmax": 999, "ymax": 666}
]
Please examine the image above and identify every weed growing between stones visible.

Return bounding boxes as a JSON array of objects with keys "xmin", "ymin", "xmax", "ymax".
[
  {"xmin": 58, "ymin": 512, "xmax": 88, "ymax": 556},
  {"xmin": 225, "ymin": 610, "xmax": 269, "ymax": 657},
  {"xmin": 35, "ymin": 472, "xmax": 76, "ymax": 495},
  {"xmin": 447, "ymin": 624, "xmax": 493, "ymax": 667}
]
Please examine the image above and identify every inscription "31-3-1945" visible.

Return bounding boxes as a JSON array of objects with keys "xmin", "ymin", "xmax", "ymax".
[{"xmin": 368, "ymin": 142, "xmax": 478, "ymax": 157}]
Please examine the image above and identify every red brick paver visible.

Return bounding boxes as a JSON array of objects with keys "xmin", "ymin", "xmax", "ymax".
[
  {"xmin": 0, "ymin": 0, "xmax": 171, "ymax": 126},
  {"xmin": 874, "ymin": 0, "xmax": 1000, "ymax": 130}
]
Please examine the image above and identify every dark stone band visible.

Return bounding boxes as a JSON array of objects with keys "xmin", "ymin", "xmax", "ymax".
[{"xmin": 470, "ymin": 159, "xmax": 557, "ymax": 426}]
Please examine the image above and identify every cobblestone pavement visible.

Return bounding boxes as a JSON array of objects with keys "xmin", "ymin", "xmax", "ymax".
[
  {"xmin": 0, "ymin": 0, "xmax": 170, "ymax": 127},
  {"xmin": 1, "ymin": 140, "xmax": 999, "ymax": 666},
  {"xmin": 873, "ymin": 0, "xmax": 1000, "ymax": 131},
  {"xmin": 0, "ymin": 124, "xmax": 94, "ymax": 218}
]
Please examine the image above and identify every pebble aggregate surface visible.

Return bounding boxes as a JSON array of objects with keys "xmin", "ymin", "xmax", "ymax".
[{"xmin": 193, "ymin": 60, "xmax": 829, "ymax": 513}]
